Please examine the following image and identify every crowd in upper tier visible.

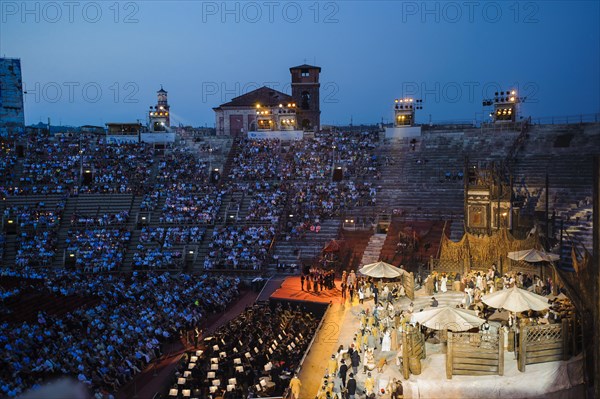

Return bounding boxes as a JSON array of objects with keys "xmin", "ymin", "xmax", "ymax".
[{"xmin": 1, "ymin": 130, "xmax": 381, "ymax": 273}]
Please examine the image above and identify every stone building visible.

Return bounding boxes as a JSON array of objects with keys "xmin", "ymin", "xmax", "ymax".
[{"xmin": 0, "ymin": 58, "xmax": 25, "ymax": 136}]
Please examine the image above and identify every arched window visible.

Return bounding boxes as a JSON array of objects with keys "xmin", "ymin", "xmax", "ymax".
[{"xmin": 301, "ymin": 91, "xmax": 311, "ymax": 110}]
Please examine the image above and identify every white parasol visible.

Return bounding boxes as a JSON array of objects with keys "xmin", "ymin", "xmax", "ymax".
[
  {"xmin": 507, "ymin": 249, "xmax": 560, "ymax": 263},
  {"xmin": 410, "ymin": 306, "xmax": 486, "ymax": 332},
  {"xmin": 482, "ymin": 285, "xmax": 549, "ymax": 313},
  {"xmin": 358, "ymin": 261, "xmax": 406, "ymax": 279}
]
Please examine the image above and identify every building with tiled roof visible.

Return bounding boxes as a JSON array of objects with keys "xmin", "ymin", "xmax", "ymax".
[{"xmin": 214, "ymin": 65, "xmax": 321, "ymax": 136}]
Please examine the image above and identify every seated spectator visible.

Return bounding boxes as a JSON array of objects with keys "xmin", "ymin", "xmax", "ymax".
[{"xmin": 0, "ymin": 267, "xmax": 240, "ymax": 398}]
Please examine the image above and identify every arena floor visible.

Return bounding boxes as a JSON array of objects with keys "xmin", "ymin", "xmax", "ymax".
[{"xmin": 272, "ymin": 277, "xmax": 585, "ymax": 399}]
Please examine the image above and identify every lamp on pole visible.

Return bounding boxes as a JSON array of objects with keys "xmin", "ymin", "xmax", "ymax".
[
  {"xmin": 331, "ymin": 144, "xmax": 336, "ymax": 178},
  {"xmin": 79, "ymin": 132, "xmax": 84, "ymax": 188}
]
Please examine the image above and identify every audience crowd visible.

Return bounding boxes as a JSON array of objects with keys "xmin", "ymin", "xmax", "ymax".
[
  {"xmin": 229, "ymin": 140, "xmax": 280, "ymax": 181},
  {"xmin": 65, "ymin": 228, "xmax": 131, "ymax": 272},
  {"xmin": 4, "ymin": 133, "xmax": 156, "ymax": 196},
  {"xmin": 159, "ymin": 186, "xmax": 223, "ymax": 225},
  {"xmin": 0, "ymin": 267, "xmax": 240, "ymax": 399},
  {"xmin": 133, "ymin": 246, "xmax": 183, "ymax": 270},
  {"xmin": 71, "ymin": 211, "xmax": 129, "ymax": 226},
  {"xmin": 140, "ymin": 226, "xmax": 205, "ymax": 246},
  {"xmin": 6, "ymin": 202, "xmax": 66, "ymax": 268},
  {"xmin": 204, "ymin": 226, "xmax": 275, "ymax": 271}
]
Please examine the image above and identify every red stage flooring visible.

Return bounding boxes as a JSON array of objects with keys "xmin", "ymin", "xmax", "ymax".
[{"xmin": 269, "ymin": 276, "xmax": 344, "ymax": 304}]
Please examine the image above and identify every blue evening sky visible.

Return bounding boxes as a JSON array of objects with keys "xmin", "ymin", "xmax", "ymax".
[{"xmin": 1, "ymin": 0, "xmax": 599, "ymax": 127}]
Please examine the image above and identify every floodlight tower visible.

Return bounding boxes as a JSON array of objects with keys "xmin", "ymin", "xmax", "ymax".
[
  {"xmin": 393, "ymin": 97, "xmax": 423, "ymax": 127},
  {"xmin": 482, "ymin": 89, "xmax": 526, "ymax": 124}
]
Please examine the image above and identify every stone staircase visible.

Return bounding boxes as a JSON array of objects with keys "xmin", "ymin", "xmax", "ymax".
[
  {"xmin": 1, "ymin": 235, "xmax": 17, "ymax": 266},
  {"xmin": 192, "ymin": 227, "xmax": 215, "ymax": 272},
  {"xmin": 558, "ymin": 205, "xmax": 593, "ymax": 266},
  {"xmin": 359, "ymin": 233, "xmax": 386, "ymax": 265},
  {"xmin": 268, "ymin": 218, "xmax": 342, "ymax": 274},
  {"xmin": 372, "ymin": 137, "xmax": 465, "ymax": 221}
]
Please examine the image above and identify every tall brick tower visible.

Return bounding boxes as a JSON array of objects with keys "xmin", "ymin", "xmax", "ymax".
[{"xmin": 290, "ymin": 64, "xmax": 321, "ymax": 131}]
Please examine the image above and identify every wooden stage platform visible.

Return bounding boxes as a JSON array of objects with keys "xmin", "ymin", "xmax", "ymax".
[{"xmin": 267, "ymin": 276, "xmax": 345, "ymax": 304}]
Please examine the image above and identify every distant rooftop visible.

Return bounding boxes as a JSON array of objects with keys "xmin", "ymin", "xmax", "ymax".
[
  {"xmin": 214, "ymin": 86, "xmax": 295, "ymax": 109},
  {"xmin": 290, "ymin": 64, "xmax": 321, "ymax": 72}
]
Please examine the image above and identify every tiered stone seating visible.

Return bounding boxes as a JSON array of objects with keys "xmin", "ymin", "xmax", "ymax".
[
  {"xmin": 510, "ymin": 123, "xmax": 600, "ymax": 265},
  {"xmin": 339, "ymin": 229, "xmax": 374, "ymax": 271},
  {"xmin": 269, "ymin": 218, "xmax": 342, "ymax": 273},
  {"xmin": 2, "ymin": 122, "xmax": 597, "ymax": 276}
]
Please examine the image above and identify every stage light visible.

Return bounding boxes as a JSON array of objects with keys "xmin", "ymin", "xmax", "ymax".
[
  {"xmin": 256, "ymin": 104, "xmax": 260, "ymax": 108},
  {"xmin": 510, "ymin": 97, "xmax": 515, "ymax": 102},
  {"xmin": 395, "ymin": 99, "xmax": 399, "ymax": 103},
  {"xmin": 511, "ymin": 90, "xmax": 516, "ymax": 95}
]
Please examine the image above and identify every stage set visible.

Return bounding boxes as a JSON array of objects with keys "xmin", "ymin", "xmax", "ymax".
[{"xmin": 269, "ymin": 275, "xmax": 585, "ymax": 399}]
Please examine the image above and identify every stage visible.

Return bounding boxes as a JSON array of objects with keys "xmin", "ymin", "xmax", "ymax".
[
  {"xmin": 269, "ymin": 276, "xmax": 345, "ymax": 304},
  {"xmin": 269, "ymin": 276, "xmax": 586, "ymax": 399}
]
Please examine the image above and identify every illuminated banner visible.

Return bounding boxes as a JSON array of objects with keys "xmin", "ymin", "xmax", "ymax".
[
  {"xmin": 248, "ymin": 130, "xmax": 304, "ymax": 140},
  {"xmin": 141, "ymin": 133, "xmax": 175, "ymax": 143},
  {"xmin": 107, "ymin": 135, "xmax": 138, "ymax": 144}
]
